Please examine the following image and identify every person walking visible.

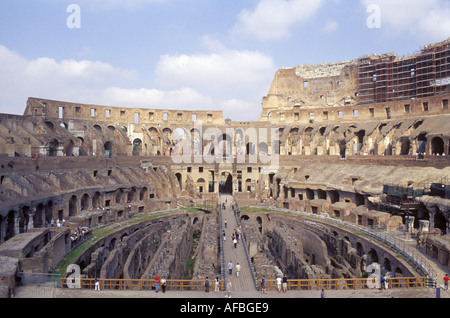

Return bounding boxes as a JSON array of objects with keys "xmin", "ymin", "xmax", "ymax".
[
  {"xmin": 261, "ymin": 277, "xmax": 267, "ymax": 294},
  {"xmin": 276, "ymin": 276, "xmax": 282, "ymax": 292},
  {"xmin": 235, "ymin": 263, "xmax": 241, "ymax": 277},
  {"xmin": 321, "ymin": 289, "xmax": 326, "ymax": 298},
  {"xmin": 214, "ymin": 277, "xmax": 220, "ymax": 293},
  {"xmin": 444, "ymin": 274, "xmax": 449, "ymax": 290},
  {"xmin": 225, "ymin": 279, "xmax": 232, "ymax": 298},
  {"xmin": 282, "ymin": 274, "xmax": 288, "ymax": 293},
  {"xmin": 204, "ymin": 277, "xmax": 210, "ymax": 292},
  {"xmin": 154, "ymin": 274, "xmax": 160, "ymax": 293},
  {"xmin": 161, "ymin": 277, "xmax": 167, "ymax": 293},
  {"xmin": 94, "ymin": 278, "xmax": 100, "ymax": 291},
  {"xmin": 228, "ymin": 261, "xmax": 233, "ymax": 276}
]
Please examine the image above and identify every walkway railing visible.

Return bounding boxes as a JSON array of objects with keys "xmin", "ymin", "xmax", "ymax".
[
  {"xmin": 252, "ymin": 206, "xmax": 439, "ymax": 281},
  {"xmin": 60, "ymin": 277, "xmax": 427, "ymax": 291}
]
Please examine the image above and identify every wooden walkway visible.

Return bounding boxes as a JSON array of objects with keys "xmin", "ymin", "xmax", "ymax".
[{"xmin": 219, "ymin": 194, "xmax": 257, "ymax": 293}]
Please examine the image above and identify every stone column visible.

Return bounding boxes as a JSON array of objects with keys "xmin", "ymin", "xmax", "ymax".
[{"xmin": 419, "ymin": 220, "xmax": 429, "ymax": 232}]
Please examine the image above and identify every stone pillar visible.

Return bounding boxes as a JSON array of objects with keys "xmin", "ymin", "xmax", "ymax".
[
  {"xmin": 419, "ymin": 220, "xmax": 430, "ymax": 232},
  {"xmin": 405, "ymin": 216, "xmax": 415, "ymax": 237}
]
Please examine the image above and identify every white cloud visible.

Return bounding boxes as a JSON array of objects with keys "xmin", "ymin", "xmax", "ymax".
[
  {"xmin": 322, "ymin": 20, "xmax": 339, "ymax": 33},
  {"xmin": 360, "ymin": 0, "xmax": 450, "ymax": 42},
  {"xmin": 155, "ymin": 45, "xmax": 276, "ymax": 101},
  {"xmin": 99, "ymin": 87, "xmax": 215, "ymax": 110},
  {"xmin": 0, "ymin": 44, "xmax": 272, "ymax": 121},
  {"xmin": 53, "ymin": 0, "xmax": 171, "ymax": 11},
  {"xmin": 231, "ymin": 0, "xmax": 324, "ymax": 41}
]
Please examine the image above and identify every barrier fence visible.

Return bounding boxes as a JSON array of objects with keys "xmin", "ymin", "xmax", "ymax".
[{"xmin": 61, "ymin": 277, "xmax": 427, "ymax": 292}]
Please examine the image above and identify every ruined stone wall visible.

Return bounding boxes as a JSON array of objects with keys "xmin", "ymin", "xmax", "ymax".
[
  {"xmin": 24, "ymin": 97, "xmax": 223, "ymax": 126},
  {"xmin": 240, "ymin": 213, "xmax": 417, "ymax": 280}
]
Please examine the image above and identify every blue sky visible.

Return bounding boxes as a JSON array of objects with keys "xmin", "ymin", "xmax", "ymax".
[{"xmin": 0, "ymin": 0, "xmax": 449, "ymax": 121}]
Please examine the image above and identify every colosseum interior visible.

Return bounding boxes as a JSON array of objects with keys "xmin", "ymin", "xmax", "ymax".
[{"xmin": 0, "ymin": 38, "xmax": 449, "ymax": 297}]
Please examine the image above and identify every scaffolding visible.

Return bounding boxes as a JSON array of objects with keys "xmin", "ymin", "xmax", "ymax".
[{"xmin": 358, "ymin": 39, "xmax": 450, "ymax": 104}]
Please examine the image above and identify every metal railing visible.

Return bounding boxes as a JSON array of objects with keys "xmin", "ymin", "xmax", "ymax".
[
  {"xmin": 60, "ymin": 277, "xmax": 427, "ymax": 292},
  {"xmin": 249, "ymin": 206, "xmax": 439, "ymax": 281}
]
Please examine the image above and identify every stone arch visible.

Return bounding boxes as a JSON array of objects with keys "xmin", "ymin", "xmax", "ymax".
[
  {"xmin": 127, "ymin": 187, "xmax": 137, "ymax": 203},
  {"xmin": 416, "ymin": 133, "xmax": 427, "ymax": 154},
  {"xmin": 34, "ymin": 203, "xmax": 45, "ymax": 228},
  {"xmin": 140, "ymin": 187, "xmax": 148, "ymax": 201},
  {"xmin": 19, "ymin": 206, "xmax": 31, "ymax": 233},
  {"xmin": 47, "ymin": 139, "xmax": 59, "ymax": 156},
  {"xmin": 92, "ymin": 192, "xmax": 102, "ymax": 209},
  {"xmin": 368, "ymin": 248, "xmax": 379, "ymax": 264},
  {"xmin": 69, "ymin": 195, "xmax": 77, "ymax": 217},
  {"xmin": 431, "ymin": 136, "xmax": 444, "ymax": 155},
  {"xmin": 399, "ymin": 137, "xmax": 411, "ymax": 155},
  {"xmin": 197, "ymin": 178, "xmax": 206, "ymax": 193},
  {"xmin": 81, "ymin": 193, "xmax": 90, "ymax": 211},
  {"xmin": 132, "ymin": 139, "xmax": 143, "ymax": 156},
  {"xmin": 175, "ymin": 173, "xmax": 182, "ymax": 191},
  {"xmin": 5, "ymin": 210, "xmax": 16, "ymax": 241},
  {"xmin": 104, "ymin": 141, "xmax": 113, "ymax": 158}
]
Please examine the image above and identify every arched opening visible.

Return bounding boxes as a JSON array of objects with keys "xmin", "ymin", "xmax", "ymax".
[
  {"xmin": 417, "ymin": 133, "xmax": 427, "ymax": 154},
  {"xmin": 329, "ymin": 190, "xmax": 340, "ymax": 204},
  {"xmin": 127, "ymin": 188, "xmax": 137, "ymax": 203},
  {"xmin": 433, "ymin": 207, "xmax": 447, "ymax": 234},
  {"xmin": 197, "ymin": 178, "xmax": 206, "ymax": 193},
  {"xmin": 81, "ymin": 194, "xmax": 90, "ymax": 211},
  {"xmin": 5, "ymin": 211, "xmax": 15, "ymax": 241},
  {"xmin": 115, "ymin": 189, "xmax": 124, "ymax": 204},
  {"xmin": 175, "ymin": 173, "xmax": 182, "ymax": 190},
  {"xmin": 48, "ymin": 139, "xmax": 59, "ymax": 157},
  {"xmin": 220, "ymin": 173, "xmax": 233, "ymax": 195},
  {"xmin": 399, "ymin": 137, "xmax": 411, "ymax": 155},
  {"xmin": 368, "ymin": 248, "xmax": 379, "ymax": 264},
  {"xmin": 34, "ymin": 204, "xmax": 44, "ymax": 228},
  {"xmin": 104, "ymin": 141, "xmax": 113, "ymax": 158},
  {"xmin": 339, "ymin": 140, "xmax": 346, "ymax": 158},
  {"xmin": 69, "ymin": 195, "xmax": 77, "ymax": 217},
  {"xmin": 92, "ymin": 192, "xmax": 101, "ymax": 209},
  {"xmin": 139, "ymin": 187, "xmax": 148, "ymax": 201},
  {"xmin": 355, "ymin": 130, "xmax": 365, "ymax": 154},
  {"xmin": 132, "ymin": 139, "xmax": 142, "ymax": 156},
  {"xmin": 431, "ymin": 137, "xmax": 444, "ymax": 155}
]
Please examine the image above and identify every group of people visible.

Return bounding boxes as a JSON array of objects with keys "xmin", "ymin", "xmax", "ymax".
[
  {"xmin": 49, "ymin": 218, "xmax": 65, "ymax": 228},
  {"xmin": 153, "ymin": 274, "xmax": 167, "ymax": 293},
  {"xmin": 70, "ymin": 226, "xmax": 92, "ymax": 248},
  {"xmin": 276, "ymin": 275, "xmax": 288, "ymax": 293}
]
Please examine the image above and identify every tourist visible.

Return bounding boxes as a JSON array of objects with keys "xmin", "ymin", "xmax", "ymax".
[
  {"xmin": 228, "ymin": 261, "xmax": 233, "ymax": 275},
  {"xmin": 222, "ymin": 230, "xmax": 226, "ymax": 241},
  {"xmin": 235, "ymin": 263, "xmax": 241, "ymax": 277},
  {"xmin": 161, "ymin": 277, "xmax": 166, "ymax": 293},
  {"xmin": 214, "ymin": 277, "xmax": 220, "ymax": 292},
  {"xmin": 94, "ymin": 277, "xmax": 100, "ymax": 291},
  {"xmin": 261, "ymin": 277, "xmax": 267, "ymax": 294},
  {"xmin": 321, "ymin": 289, "xmax": 326, "ymax": 298},
  {"xmin": 276, "ymin": 276, "xmax": 282, "ymax": 292},
  {"xmin": 154, "ymin": 274, "xmax": 160, "ymax": 293},
  {"xmin": 233, "ymin": 237, "xmax": 237, "ymax": 248},
  {"xmin": 384, "ymin": 274, "xmax": 389, "ymax": 290},
  {"xmin": 444, "ymin": 274, "xmax": 449, "ymax": 290},
  {"xmin": 225, "ymin": 279, "xmax": 232, "ymax": 298},
  {"xmin": 224, "ymin": 219, "xmax": 227, "ymax": 228},
  {"xmin": 204, "ymin": 276, "xmax": 210, "ymax": 292},
  {"xmin": 282, "ymin": 274, "xmax": 288, "ymax": 292}
]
